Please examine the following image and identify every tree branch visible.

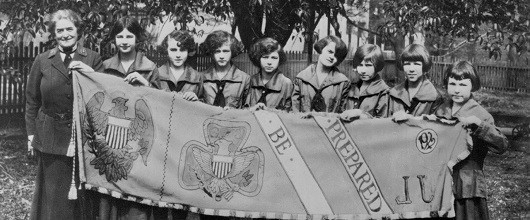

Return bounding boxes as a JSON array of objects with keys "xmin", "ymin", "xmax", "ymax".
[{"xmin": 337, "ymin": 3, "xmax": 381, "ymax": 36}]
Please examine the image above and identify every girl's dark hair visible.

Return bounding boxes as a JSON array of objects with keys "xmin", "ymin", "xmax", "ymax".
[
  {"xmin": 444, "ymin": 60, "xmax": 481, "ymax": 92},
  {"xmin": 352, "ymin": 44, "xmax": 385, "ymax": 73},
  {"xmin": 161, "ymin": 30, "xmax": 196, "ymax": 53},
  {"xmin": 399, "ymin": 44, "xmax": 432, "ymax": 72},
  {"xmin": 313, "ymin": 35, "xmax": 348, "ymax": 66},
  {"xmin": 109, "ymin": 16, "xmax": 147, "ymax": 44},
  {"xmin": 248, "ymin": 37, "xmax": 286, "ymax": 67},
  {"xmin": 203, "ymin": 30, "xmax": 244, "ymax": 58},
  {"xmin": 48, "ymin": 9, "xmax": 83, "ymax": 39}
]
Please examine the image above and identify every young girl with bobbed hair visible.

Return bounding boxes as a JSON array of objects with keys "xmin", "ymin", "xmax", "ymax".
[
  {"xmin": 149, "ymin": 30, "xmax": 203, "ymax": 101},
  {"xmin": 435, "ymin": 61, "xmax": 508, "ymax": 220},
  {"xmin": 245, "ymin": 37, "xmax": 293, "ymax": 110},
  {"xmin": 292, "ymin": 35, "xmax": 350, "ymax": 113},
  {"xmin": 103, "ymin": 16, "xmax": 156, "ymax": 87},
  {"xmin": 90, "ymin": 16, "xmax": 159, "ymax": 220},
  {"xmin": 342, "ymin": 44, "xmax": 389, "ymax": 119},
  {"xmin": 383, "ymin": 44, "xmax": 444, "ymax": 120},
  {"xmin": 201, "ymin": 30, "xmax": 250, "ymax": 108}
]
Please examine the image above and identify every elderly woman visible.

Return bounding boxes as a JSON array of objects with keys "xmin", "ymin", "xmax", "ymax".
[{"xmin": 25, "ymin": 9, "xmax": 103, "ymax": 219}]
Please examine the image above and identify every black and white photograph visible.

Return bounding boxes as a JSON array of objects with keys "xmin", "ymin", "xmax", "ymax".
[{"xmin": 0, "ymin": 0, "xmax": 528, "ymax": 219}]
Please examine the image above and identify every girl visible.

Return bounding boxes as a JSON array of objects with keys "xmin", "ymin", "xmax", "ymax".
[
  {"xmin": 201, "ymin": 30, "xmax": 250, "ymax": 108},
  {"xmin": 149, "ymin": 30, "xmax": 202, "ymax": 101},
  {"xmin": 98, "ymin": 16, "xmax": 157, "ymax": 220},
  {"xmin": 382, "ymin": 44, "xmax": 444, "ymax": 119},
  {"xmin": 103, "ymin": 16, "xmax": 156, "ymax": 87},
  {"xmin": 435, "ymin": 61, "xmax": 508, "ymax": 220},
  {"xmin": 245, "ymin": 37, "xmax": 293, "ymax": 111},
  {"xmin": 343, "ymin": 44, "xmax": 389, "ymax": 119},
  {"xmin": 292, "ymin": 35, "xmax": 350, "ymax": 113},
  {"xmin": 25, "ymin": 9, "xmax": 103, "ymax": 219}
]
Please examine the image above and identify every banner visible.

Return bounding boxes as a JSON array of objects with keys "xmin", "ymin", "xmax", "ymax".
[{"xmin": 73, "ymin": 71, "xmax": 470, "ymax": 219}]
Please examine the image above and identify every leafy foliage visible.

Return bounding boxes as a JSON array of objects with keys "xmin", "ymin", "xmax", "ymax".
[
  {"xmin": 371, "ymin": 0, "xmax": 529, "ymax": 59},
  {"xmin": 0, "ymin": 0, "xmax": 528, "ymax": 60},
  {"xmin": 0, "ymin": 0, "xmax": 232, "ymax": 50}
]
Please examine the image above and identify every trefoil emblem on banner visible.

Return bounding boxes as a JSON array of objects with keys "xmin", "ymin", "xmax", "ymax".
[{"xmin": 179, "ymin": 119, "xmax": 264, "ymax": 202}]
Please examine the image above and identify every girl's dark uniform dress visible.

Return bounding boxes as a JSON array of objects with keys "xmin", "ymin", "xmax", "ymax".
[
  {"xmin": 150, "ymin": 63, "xmax": 203, "ymax": 96},
  {"xmin": 344, "ymin": 73, "xmax": 389, "ymax": 118},
  {"xmin": 435, "ymin": 99, "xmax": 508, "ymax": 220},
  {"xmin": 201, "ymin": 65, "xmax": 250, "ymax": 108},
  {"xmin": 381, "ymin": 78, "xmax": 444, "ymax": 117},
  {"xmin": 96, "ymin": 51, "xmax": 156, "ymax": 220},
  {"xmin": 244, "ymin": 70, "xmax": 293, "ymax": 111},
  {"xmin": 102, "ymin": 52, "xmax": 156, "ymax": 81},
  {"xmin": 147, "ymin": 63, "xmax": 204, "ymax": 220},
  {"xmin": 292, "ymin": 64, "xmax": 350, "ymax": 113},
  {"xmin": 26, "ymin": 46, "xmax": 103, "ymax": 220}
]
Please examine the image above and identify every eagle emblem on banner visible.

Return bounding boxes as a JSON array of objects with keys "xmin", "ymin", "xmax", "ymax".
[
  {"xmin": 83, "ymin": 91, "xmax": 154, "ymax": 182},
  {"xmin": 179, "ymin": 119, "xmax": 264, "ymax": 201}
]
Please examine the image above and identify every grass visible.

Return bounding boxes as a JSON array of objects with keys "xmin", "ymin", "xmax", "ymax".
[
  {"xmin": 474, "ymin": 89, "xmax": 530, "ymax": 117},
  {"xmin": 485, "ymin": 144, "xmax": 530, "ymax": 219},
  {"xmin": 0, "ymin": 139, "xmax": 35, "ymax": 220}
]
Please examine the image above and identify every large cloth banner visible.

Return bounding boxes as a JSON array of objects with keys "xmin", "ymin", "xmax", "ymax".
[{"xmin": 73, "ymin": 71, "xmax": 470, "ymax": 219}]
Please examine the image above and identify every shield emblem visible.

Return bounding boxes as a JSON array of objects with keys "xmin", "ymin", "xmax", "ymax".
[
  {"xmin": 212, "ymin": 155, "xmax": 233, "ymax": 179},
  {"xmin": 105, "ymin": 116, "xmax": 131, "ymax": 149}
]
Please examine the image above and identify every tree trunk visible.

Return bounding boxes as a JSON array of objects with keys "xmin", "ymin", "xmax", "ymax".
[
  {"xmin": 390, "ymin": 33, "xmax": 406, "ymax": 85},
  {"xmin": 229, "ymin": 0, "xmax": 264, "ymax": 49},
  {"xmin": 229, "ymin": 0, "xmax": 299, "ymax": 49},
  {"xmin": 264, "ymin": 0, "xmax": 299, "ymax": 47},
  {"xmin": 306, "ymin": 8, "xmax": 316, "ymax": 64}
]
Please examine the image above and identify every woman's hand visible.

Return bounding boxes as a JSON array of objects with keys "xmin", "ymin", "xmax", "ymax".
[
  {"xmin": 68, "ymin": 61, "xmax": 95, "ymax": 74},
  {"xmin": 182, "ymin": 91, "xmax": 198, "ymax": 101},
  {"xmin": 124, "ymin": 72, "xmax": 149, "ymax": 86},
  {"xmin": 27, "ymin": 135, "xmax": 34, "ymax": 156},
  {"xmin": 458, "ymin": 116, "xmax": 482, "ymax": 127},
  {"xmin": 340, "ymin": 109, "xmax": 363, "ymax": 122},
  {"xmin": 300, "ymin": 112, "xmax": 314, "ymax": 119},
  {"xmin": 392, "ymin": 110, "xmax": 413, "ymax": 122},
  {"xmin": 250, "ymin": 103, "xmax": 266, "ymax": 111}
]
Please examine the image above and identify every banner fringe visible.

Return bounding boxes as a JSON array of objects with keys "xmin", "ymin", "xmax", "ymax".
[{"xmin": 83, "ymin": 183, "xmax": 455, "ymax": 219}]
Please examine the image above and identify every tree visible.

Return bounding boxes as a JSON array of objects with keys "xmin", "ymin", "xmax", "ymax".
[
  {"xmin": 0, "ymin": 0, "xmax": 232, "ymax": 52},
  {"xmin": 1, "ymin": 0, "xmax": 528, "ymax": 63},
  {"xmin": 367, "ymin": 0, "xmax": 530, "ymax": 61},
  {"xmin": 228, "ymin": 0, "xmax": 299, "ymax": 50}
]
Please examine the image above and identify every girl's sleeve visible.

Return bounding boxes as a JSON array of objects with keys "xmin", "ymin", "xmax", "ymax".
[
  {"xmin": 25, "ymin": 55, "xmax": 43, "ymax": 136},
  {"xmin": 374, "ymin": 89, "xmax": 390, "ymax": 118},
  {"xmin": 291, "ymin": 78, "xmax": 301, "ymax": 113},
  {"xmin": 339, "ymin": 80, "xmax": 351, "ymax": 113},
  {"xmin": 342, "ymin": 87, "xmax": 354, "ymax": 111},
  {"xmin": 147, "ymin": 68, "xmax": 161, "ymax": 89},
  {"xmin": 378, "ymin": 90, "xmax": 393, "ymax": 118},
  {"xmin": 283, "ymin": 80, "xmax": 294, "ymax": 112},
  {"xmin": 91, "ymin": 53, "xmax": 104, "ymax": 72},
  {"xmin": 196, "ymin": 74, "xmax": 205, "ymax": 103},
  {"xmin": 239, "ymin": 76, "xmax": 251, "ymax": 109},
  {"xmin": 473, "ymin": 116, "xmax": 509, "ymax": 154},
  {"xmin": 430, "ymin": 90, "xmax": 445, "ymax": 115}
]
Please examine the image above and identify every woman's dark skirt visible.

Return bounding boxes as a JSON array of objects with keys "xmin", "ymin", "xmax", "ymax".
[{"xmin": 30, "ymin": 151, "xmax": 80, "ymax": 220}]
